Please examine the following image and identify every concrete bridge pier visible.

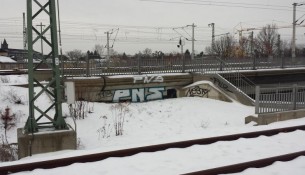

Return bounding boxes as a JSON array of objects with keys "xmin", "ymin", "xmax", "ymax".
[{"xmin": 17, "ymin": 128, "xmax": 76, "ymax": 159}]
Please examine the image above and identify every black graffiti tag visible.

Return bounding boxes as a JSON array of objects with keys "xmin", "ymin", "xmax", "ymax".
[
  {"xmin": 186, "ymin": 86, "xmax": 210, "ymax": 97},
  {"xmin": 98, "ymin": 90, "xmax": 113, "ymax": 98},
  {"xmin": 210, "ymin": 77, "xmax": 233, "ymax": 93}
]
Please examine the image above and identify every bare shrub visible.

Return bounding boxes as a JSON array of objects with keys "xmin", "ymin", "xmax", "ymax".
[
  {"xmin": 3, "ymin": 89, "xmax": 24, "ymax": 105},
  {"xmin": 97, "ymin": 115, "xmax": 112, "ymax": 139},
  {"xmin": 0, "ymin": 107, "xmax": 18, "ymax": 162},
  {"xmin": 76, "ymin": 137, "xmax": 84, "ymax": 149},
  {"xmin": 111, "ymin": 102, "xmax": 130, "ymax": 136},
  {"xmin": 1, "ymin": 107, "xmax": 16, "ymax": 141},
  {"xmin": 200, "ymin": 120, "xmax": 210, "ymax": 129},
  {"xmin": 68, "ymin": 101, "xmax": 93, "ymax": 120},
  {"xmin": 0, "ymin": 76, "xmax": 10, "ymax": 83},
  {"xmin": 88, "ymin": 102, "xmax": 94, "ymax": 114},
  {"xmin": 0, "ymin": 139, "xmax": 18, "ymax": 162}
]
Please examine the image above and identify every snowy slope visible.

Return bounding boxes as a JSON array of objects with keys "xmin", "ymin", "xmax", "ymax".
[{"xmin": 1, "ymin": 74, "xmax": 305, "ymax": 174}]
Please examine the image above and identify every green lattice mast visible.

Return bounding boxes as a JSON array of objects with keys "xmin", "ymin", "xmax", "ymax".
[{"xmin": 25, "ymin": 0, "xmax": 67, "ymax": 133}]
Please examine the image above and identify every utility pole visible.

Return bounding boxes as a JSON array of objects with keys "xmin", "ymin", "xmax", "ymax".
[
  {"xmin": 250, "ymin": 31, "xmax": 256, "ymax": 70},
  {"xmin": 36, "ymin": 22, "xmax": 45, "ymax": 55},
  {"xmin": 277, "ymin": 34, "xmax": 281, "ymax": 57},
  {"xmin": 250, "ymin": 31, "xmax": 254, "ymax": 58},
  {"xmin": 177, "ymin": 38, "xmax": 185, "ymax": 72},
  {"xmin": 292, "ymin": 3, "xmax": 297, "ymax": 60},
  {"xmin": 23, "ymin": 12, "xmax": 27, "ymax": 50},
  {"xmin": 292, "ymin": 2, "xmax": 304, "ymax": 61},
  {"xmin": 180, "ymin": 39, "xmax": 184, "ymax": 57},
  {"xmin": 104, "ymin": 29, "xmax": 119, "ymax": 60},
  {"xmin": 238, "ymin": 30, "xmax": 243, "ymax": 46},
  {"xmin": 106, "ymin": 31, "xmax": 110, "ymax": 60},
  {"xmin": 208, "ymin": 23, "xmax": 215, "ymax": 53},
  {"xmin": 191, "ymin": 23, "xmax": 196, "ymax": 60},
  {"xmin": 105, "ymin": 31, "xmax": 113, "ymax": 60}
]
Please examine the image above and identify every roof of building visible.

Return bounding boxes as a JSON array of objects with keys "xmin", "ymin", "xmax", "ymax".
[
  {"xmin": 0, "ymin": 56, "xmax": 17, "ymax": 63},
  {"xmin": 0, "ymin": 48, "xmax": 7, "ymax": 52}
]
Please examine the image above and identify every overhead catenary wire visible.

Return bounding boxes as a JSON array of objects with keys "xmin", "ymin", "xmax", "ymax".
[
  {"xmin": 1, "ymin": 14, "xmax": 303, "ymax": 54},
  {"xmin": 139, "ymin": 0, "xmax": 305, "ymax": 12},
  {"xmin": 182, "ymin": 0, "xmax": 290, "ymax": 8}
]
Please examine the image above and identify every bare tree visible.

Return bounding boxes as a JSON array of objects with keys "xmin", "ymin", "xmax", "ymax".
[
  {"xmin": 109, "ymin": 48, "xmax": 118, "ymax": 57},
  {"xmin": 93, "ymin": 44, "xmax": 104, "ymax": 56},
  {"xmin": 66, "ymin": 49, "xmax": 85, "ymax": 61},
  {"xmin": 236, "ymin": 36, "xmax": 251, "ymax": 58},
  {"xmin": 142, "ymin": 48, "xmax": 152, "ymax": 58},
  {"xmin": 205, "ymin": 35, "xmax": 236, "ymax": 59},
  {"xmin": 66, "ymin": 49, "xmax": 85, "ymax": 67},
  {"xmin": 152, "ymin": 51, "xmax": 164, "ymax": 58},
  {"xmin": 255, "ymin": 24, "xmax": 279, "ymax": 58}
]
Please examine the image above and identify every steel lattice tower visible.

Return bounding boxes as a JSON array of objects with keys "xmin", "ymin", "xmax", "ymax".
[{"xmin": 25, "ymin": 0, "xmax": 67, "ymax": 133}]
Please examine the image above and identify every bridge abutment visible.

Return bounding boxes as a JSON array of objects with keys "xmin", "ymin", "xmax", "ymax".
[{"xmin": 17, "ymin": 128, "xmax": 76, "ymax": 159}]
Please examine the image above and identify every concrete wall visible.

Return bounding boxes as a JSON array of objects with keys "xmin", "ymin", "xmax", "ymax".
[
  {"xmin": 177, "ymin": 81, "xmax": 232, "ymax": 103},
  {"xmin": 33, "ymin": 69, "xmax": 54, "ymax": 81},
  {"xmin": 18, "ymin": 128, "xmax": 77, "ymax": 159},
  {"xmin": 65, "ymin": 74, "xmax": 193, "ymax": 102},
  {"xmin": 193, "ymin": 73, "xmax": 254, "ymax": 106},
  {"xmin": 14, "ymin": 70, "xmax": 255, "ymax": 106},
  {"xmin": 63, "ymin": 73, "xmax": 256, "ymax": 105},
  {"xmin": 245, "ymin": 109, "xmax": 305, "ymax": 125}
]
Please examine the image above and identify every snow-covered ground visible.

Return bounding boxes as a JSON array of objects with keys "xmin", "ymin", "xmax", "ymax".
[
  {"xmin": 0, "ymin": 56, "xmax": 16, "ymax": 63},
  {"xmin": 0, "ymin": 74, "xmax": 305, "ymax": 175}
]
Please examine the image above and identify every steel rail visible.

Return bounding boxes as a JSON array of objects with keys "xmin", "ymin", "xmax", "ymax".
[
  {"xmin": 183, "ymin": 150, "xmax": 305, "ymax": 175},
  {"xmin": 1, "ymin": 125, "xmax": 305, "ymax": 174}
]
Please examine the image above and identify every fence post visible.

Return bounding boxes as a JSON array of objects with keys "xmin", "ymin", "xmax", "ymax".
[
  {"xmin": 292, "ymin": 84, "xmax": 297, "ymax": 110},
  {"xmin": 281, "ymin": 56, "xmax": 284, "ymax": 69},
  {"xmin": 255, "ymin": 86, "xmax": 260, "ymax": 114},
  {"xmin": 182, "ymin": 54, "xmax": 185, "ymax": 73},
  {"xmin": 61, "ymin": 55, "xmax": 64, "ymax": 78},
  {"xmin": 161, "ymin": 55, "xmax": 164, "ymax": 72},
  {"xmin": 219, "ymin": 59, "xmax": 223, "ymax": 71},
  {"xmin": 201, "ymin": 56, "xmax": 204, "ymax": 72},
  {"xmin": 86, "ymin": 52, "xmax": 90, "ymax": 77},
  {"xmin": 252, "ymin": 57, "xmax": 256, "ymax": 70},
  {"xmin": 137, "ymin": 54, "xmax": 141, "ymax": 75}
]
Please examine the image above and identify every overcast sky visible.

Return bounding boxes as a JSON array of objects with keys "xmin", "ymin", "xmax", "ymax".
[{"xmin": 1, "ymin": 0, "xmax": 305, "ymax": 55}]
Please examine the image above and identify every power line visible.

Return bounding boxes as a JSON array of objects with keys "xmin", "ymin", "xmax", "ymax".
[
  {"xmin": 182, "ymin": 0, "xmax": 290, "ymax": 9},
  {"xmin": 139, "ymin": 0, "xmax": 304, "ymax": 12}
]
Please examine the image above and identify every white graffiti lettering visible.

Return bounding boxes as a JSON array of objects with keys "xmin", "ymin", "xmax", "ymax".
[
  {"xmin": 131, "ymin": 88, "xmax": 145, "ymax": 102},
  {"xmin": 112, "ymin": 90, "xmax": 130, "ymax": 103},
  {"xmin": 133, "ymin": 75, "xmax": 164, "ymax": 84},
  {"xmin": 146, "ymin": 87, "xmax": 164, "ymax": 101},
  {"xmin": 113, "ymin": 87, "xmax": 165, "ymax": 102}
]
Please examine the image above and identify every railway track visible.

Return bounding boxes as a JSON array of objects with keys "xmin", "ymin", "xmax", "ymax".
[
  {"xmin": 1, "ymin": 124, "xmax": 305, "ymax": 175},
  {"xmin": 184, "ymin": 150, "xmax": 305, "ymax": 175},
  {"xmin": 0, "ymin": 70, "xmax": 26, "ymax": 75}
]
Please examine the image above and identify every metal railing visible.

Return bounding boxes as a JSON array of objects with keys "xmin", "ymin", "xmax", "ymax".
[
  {"xmin": 61, "ymin": 56, "xmax": 305, "ymax": 77},
  {"xmin": 255, "ymin": 85, "xmax": 305, "ymax": 114},
  {"xmin": 2, "ymin": 56, "xmax": 305, "ymax": 75},
  {"xmin": 204, "ymin": 57, "xmax": 256, "ymax": 101},
  {"xmin": 0, "ymin": 62, "xmax": 48, "ymax": 70}
]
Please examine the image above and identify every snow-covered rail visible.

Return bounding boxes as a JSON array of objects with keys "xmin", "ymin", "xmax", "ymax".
[
  {"xmin": 1, "ymin": 125, "xmax": 305, "ymax": 174},
  {"xmin": 184, "ymin": 150, "xmax": 305, "ymax": 175}
]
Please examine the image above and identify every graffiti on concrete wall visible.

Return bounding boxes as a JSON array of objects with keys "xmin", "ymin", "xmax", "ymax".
[
  {"xmin": 133, "ymin": 75, "xmax": 164, "ymax": 84},
  {"xmin": 113, "ymin": 87, "xmax": 165, "ymax": 102},
  {"xmin": 186, "ymin": 86, "xmax": 210, "ymax": 97},
  {"xmin": 210, "ymin": 77, "xmax": 233, "ymax": 93},
  {"xmin": 98, "ymin": 90, "xmax": 113, "ymax": 98}
]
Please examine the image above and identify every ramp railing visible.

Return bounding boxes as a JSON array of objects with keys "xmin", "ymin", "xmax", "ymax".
[
  {"xmin": 203, "ymin": 57, "xmax": 256, "ymax": 100},
  {"xmin": 255, "ymin": 85, "xmax": 305, "ymax": 114}
]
